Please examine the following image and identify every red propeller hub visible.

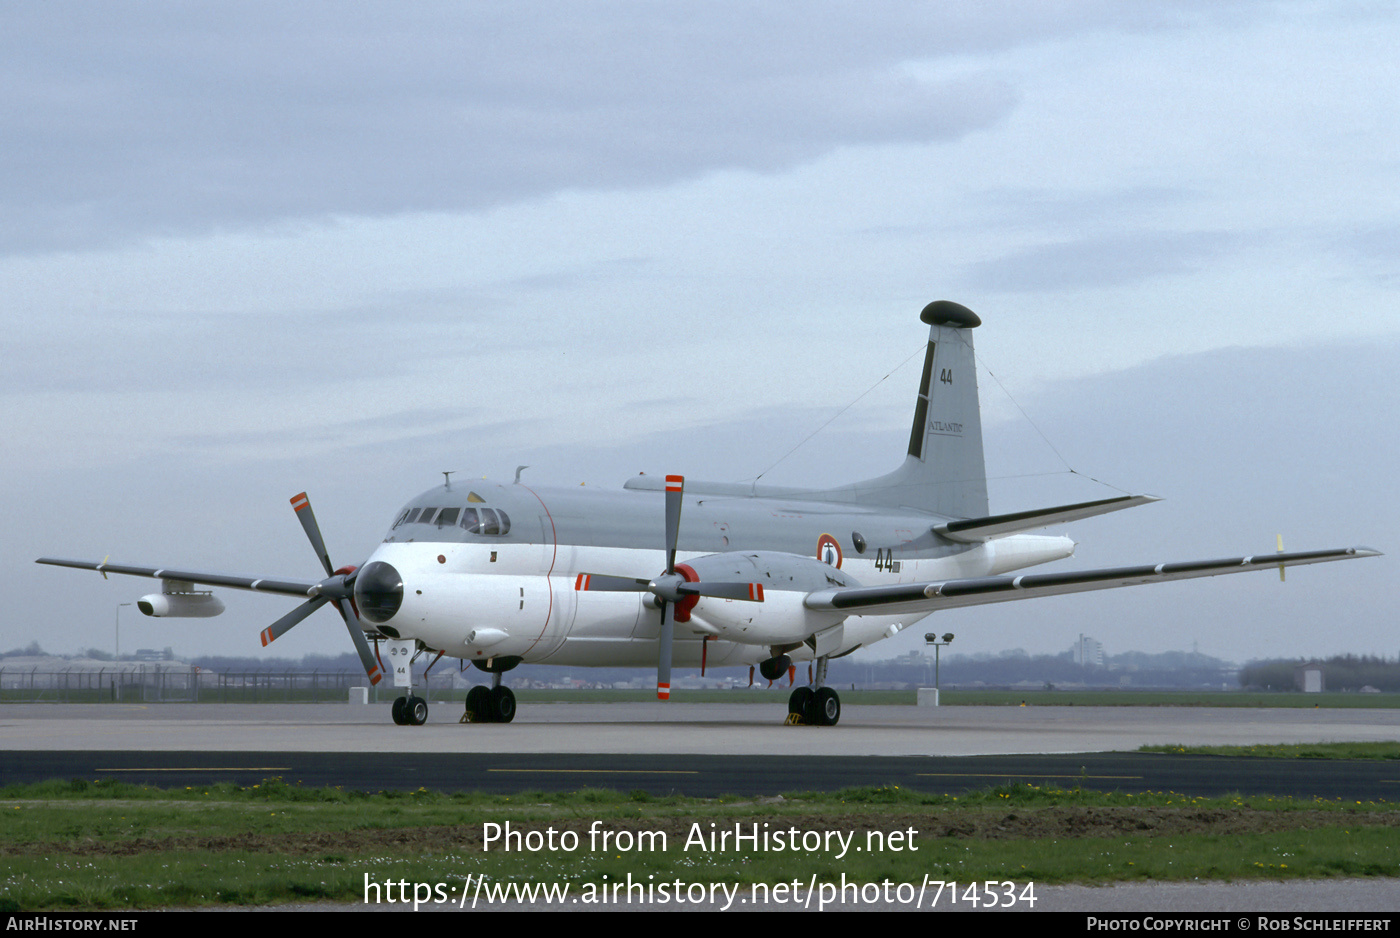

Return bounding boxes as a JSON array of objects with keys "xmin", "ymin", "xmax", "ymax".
[{"xmin": 673, "ymin": 563, "xmax": 700, "ymax": 622}]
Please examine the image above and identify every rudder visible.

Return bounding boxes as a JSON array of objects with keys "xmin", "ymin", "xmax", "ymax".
[{"xmin": 819, "ymin": 300, "xmax": 989, "ymax": 518}]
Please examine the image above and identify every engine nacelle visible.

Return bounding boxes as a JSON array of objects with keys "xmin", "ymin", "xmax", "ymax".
[
  {"xmin": 683, "ymin": 551, "xmax": 855, "ymax": 645},
  {"xmin": 137, "ymin": 579, "xmax": 225, "ymax": 618}
]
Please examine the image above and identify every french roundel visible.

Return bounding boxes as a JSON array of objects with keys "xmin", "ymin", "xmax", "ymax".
[{"xmin": 816, "ymin": 533, "xmax": 842, "ymax": 569}]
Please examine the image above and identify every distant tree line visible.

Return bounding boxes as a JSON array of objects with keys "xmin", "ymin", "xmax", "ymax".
[
  {"xmin": 844, "ymin": 649, "xmax": 1236, "ymax": 689},
  {"xmin": 14, "ymin": 645, "xmax": 1399, "ymax": 693},
  {"xmin": 1238, "ymin": 655, "xmax": 1400, "ymax": 692}
]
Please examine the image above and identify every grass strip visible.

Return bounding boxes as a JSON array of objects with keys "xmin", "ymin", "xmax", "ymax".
[
  {"xmin": 1139, "ymin": 742, "xmax": 1400, "ymax": 760},
  {"xmin": 1, "ymin": 778, "xmax": 1397, "ymax": 910}
]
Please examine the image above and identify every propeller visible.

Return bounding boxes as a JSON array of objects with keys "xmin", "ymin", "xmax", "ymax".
[
  {"xmin": 259, "ymin": 492, "xmax": 384, "ymax": 686},
  {"xmin": 574, "ymin": 475, "xmax": 764, "ymax": 700},
  {"xmin": 650, "ymin": 475, "xmax": 686, "ymax": 701}
]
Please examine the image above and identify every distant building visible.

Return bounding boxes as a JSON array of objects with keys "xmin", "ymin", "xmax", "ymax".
[
  {"xmin": 1294, "ymin": 662, "xmax": 1325, "ymax": 693},
  {"xmin": 1074, "ymin": 635, "xmax": 1105, "ymax": 668}
]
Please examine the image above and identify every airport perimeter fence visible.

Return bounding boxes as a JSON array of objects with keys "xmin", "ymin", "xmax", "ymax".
[{"xmin": 0, "ymin": 668, "xmax": 463, "ymax": 704}]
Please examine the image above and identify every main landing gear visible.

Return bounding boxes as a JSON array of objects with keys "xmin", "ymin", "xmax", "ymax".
[
  {"xmin": 462, "ymin": 660, "xmax": 519, "ymax": 723},
  {"xmin": 462, "ymin": 683, "xmax": 516, "ymax": 723},
  {"xmin": 782, "ymin": 655, "xmax": 841, "ymax": 726}
]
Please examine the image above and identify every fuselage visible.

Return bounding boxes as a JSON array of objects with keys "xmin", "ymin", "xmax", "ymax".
[{"xmin": 355, "ymin": 477, "xmax": 1075, "ymax": 670}]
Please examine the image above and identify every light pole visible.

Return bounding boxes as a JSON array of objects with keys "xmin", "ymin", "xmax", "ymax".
[
  {"xmin": 115, "ymin": 603, "xmax": 131, "ymax": 660},
  {"xmin": 923, "ymin": 632, "xmax": 954, "ymax": 704}
]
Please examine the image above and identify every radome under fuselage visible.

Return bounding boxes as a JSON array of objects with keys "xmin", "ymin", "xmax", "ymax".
[{"xmin": 362, "ymin": 476, "xmax": 1074, "ymax": 670}]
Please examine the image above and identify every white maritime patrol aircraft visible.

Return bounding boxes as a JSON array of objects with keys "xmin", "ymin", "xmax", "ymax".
[{"xmin": 37, "ymin": 301, "xmax": 1379, "ymax": 727}]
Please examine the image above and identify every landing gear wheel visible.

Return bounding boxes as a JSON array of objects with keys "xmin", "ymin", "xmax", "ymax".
[
  {"xmin": 788, "ymin": 686, "xmax": 814, "ymax": 724},
  {"xmin": 490, "ymin": 685, "xmax": 516, "ymax": 724},
  {"xmin": 391, "ymin": 695, "xmax": 408, "ymax": 725},
  {"xmin": 406, "ymin": 696, "xmax": 428, "ymax": 726},
  {"xmin": 464, "ymin": 685, "xmax": 493, "ymax": 723},
  {"xmin": 814, "ymin": 687, "xmax": 841, "ymax": 726}
]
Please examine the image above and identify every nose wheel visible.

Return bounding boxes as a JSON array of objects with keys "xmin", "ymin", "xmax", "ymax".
[{"xmin": 391, "ymin": 695, "xmax": 428, "ymax": 726}]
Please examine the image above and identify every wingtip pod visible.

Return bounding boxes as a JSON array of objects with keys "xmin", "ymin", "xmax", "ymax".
[{"xmin": 920, "ymin": 300, "xmax": 981, "ymax": 328}]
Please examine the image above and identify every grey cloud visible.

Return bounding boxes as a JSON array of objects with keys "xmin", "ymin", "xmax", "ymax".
[
  {"xmin": 972, "ymin": 185, "xmax": 1200, "ymax": 230},
  {"xmin": 960, "ymin": 230, "xmax": 1238, "ymax": 293},
  {"xmin": 1339, "ymin": 224, "xmax": 1400, "ymax": 284},
  {"xmin": 0, "ymin": 298, "xmax": 492, "ymax": 395},
  {"xmin": 0, "ymin": 1, "xmax": 1251, "ymax": 253}
]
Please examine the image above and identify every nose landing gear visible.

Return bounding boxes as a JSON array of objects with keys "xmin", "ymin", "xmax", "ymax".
[{"xmin": 391, "ymin": 694, "xmax": 428, "ymax": 726}]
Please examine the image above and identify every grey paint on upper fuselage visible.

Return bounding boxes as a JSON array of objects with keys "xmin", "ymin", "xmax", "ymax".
[
  {"xmin": 381, "ymin": 479, "xmax": 972, "ymax": 567},
  {"xmin": 381, "ymin": 298, "xmax": 996, "ymax": 568}
]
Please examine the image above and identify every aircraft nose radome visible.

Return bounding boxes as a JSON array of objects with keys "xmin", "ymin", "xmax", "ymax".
[{"xmin": 355, "ymin": 561, "xmax": 404, "ymax": 624}]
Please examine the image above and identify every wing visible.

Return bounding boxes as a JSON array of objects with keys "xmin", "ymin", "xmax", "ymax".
[
  {"xmin": 38, "ymin": 493, "xmax": 386, "ymax": 687},
  {"xmin": 803, "ymin": 547, "xmax": 1381, "ymax": 617},
  {"xmin": 35, "ymin": 558, "xmax": 316, "ymax": 598}
]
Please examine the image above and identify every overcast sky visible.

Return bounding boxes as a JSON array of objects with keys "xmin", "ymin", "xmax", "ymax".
[{"xmin": 3, "ymin": 2, "xmax": 1395, "ymax": 668}]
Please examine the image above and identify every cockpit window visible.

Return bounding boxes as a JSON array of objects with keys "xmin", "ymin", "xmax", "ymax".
[
  {"xmin": 386, "ymin": 503, "xmax": 512, "ymax": 538},
  {"xmin": 460, "ymin": 507, "xmax": 510, "ymax": 536}
]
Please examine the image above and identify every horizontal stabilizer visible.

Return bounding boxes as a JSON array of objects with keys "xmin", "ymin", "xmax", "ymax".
[
  {"xmin": 804, "ymin": 546, "xmax": 1381, "ymax": 617},
  {"xmin": 934, "ymin": 494, "xmax": 1161, "ymax": 543}
]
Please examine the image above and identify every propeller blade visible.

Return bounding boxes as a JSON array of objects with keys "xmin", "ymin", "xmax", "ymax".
[
  {"xmin": 574, "ymin": 573, "xmax": 651, "ymax": 592},
  {"xmin": 330, "ymin": 596, "xmax": 384, "ymax": 685},
  {"xmin": 260, "ymin": 596, "xmax": 329, "ymax": 646},
  {"xmin": 657, "ymin": 601, "xmax": 675, "ymax": 701},
  {"xmin": 664, "ymin": 475, "xmax": 683, "ymax": 575},
  {"xmin": 679, "ymin": 580, "xmax": 766, "ymax": 602},
  {"xmin": 290, "ymin": 492, "xmax": 335, "ymax": 577},
  {"xmin": 285, "ymin": 492, "xmax": 381, "ymax": 685}
]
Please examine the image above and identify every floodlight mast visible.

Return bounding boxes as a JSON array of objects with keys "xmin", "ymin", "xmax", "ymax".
[{"xmin": 924, "ymin": 632, "xmax": 954, "ymax": 695}]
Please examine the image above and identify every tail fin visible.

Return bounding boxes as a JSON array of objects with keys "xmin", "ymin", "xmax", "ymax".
[{"xmin": 819, "ymin": 300, "xmax": 989, "ymax": 518}]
